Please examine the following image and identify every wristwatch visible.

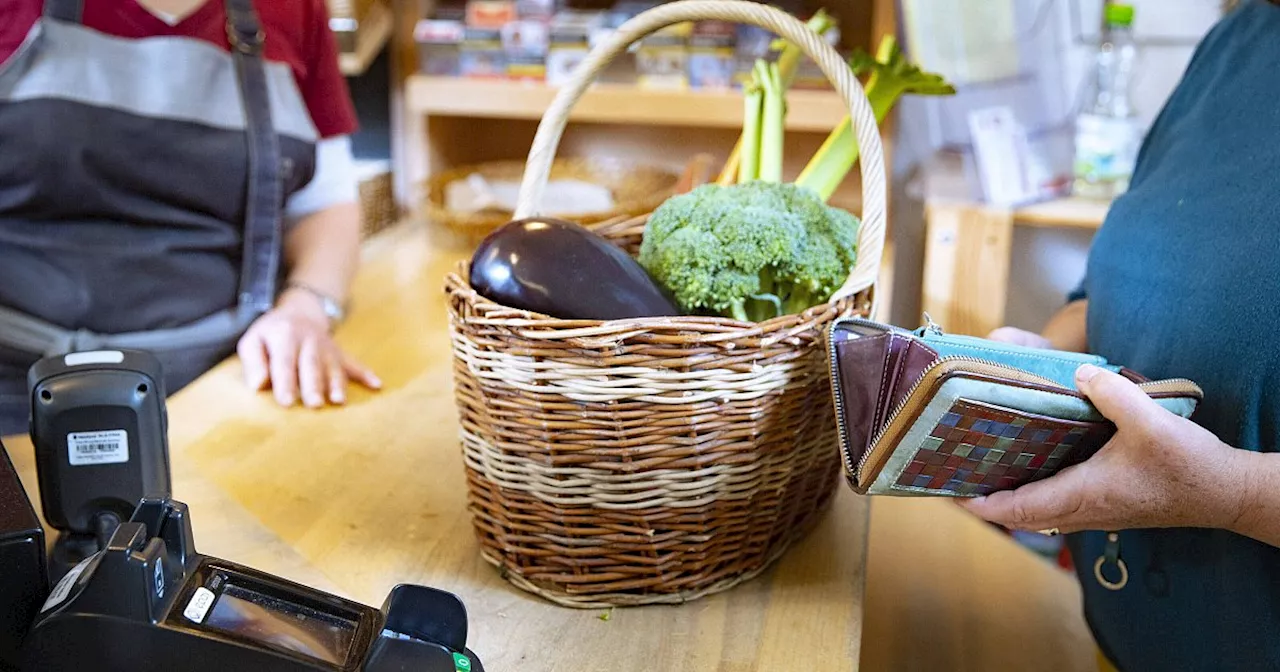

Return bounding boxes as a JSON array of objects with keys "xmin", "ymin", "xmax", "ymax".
[{"xmin": 285, "ymin": 281, "xmax": 347, "ymax": 324}]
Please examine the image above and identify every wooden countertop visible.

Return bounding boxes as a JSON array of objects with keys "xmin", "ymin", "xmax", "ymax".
[{"xmin": 5, "ymin": 221, "xmax": 1096, "ymax": 671}]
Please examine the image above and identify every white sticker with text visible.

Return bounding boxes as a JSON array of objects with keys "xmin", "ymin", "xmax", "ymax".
[{"xmin": 67, "ymin": 430, "xmax": 129, "ymax": 466}]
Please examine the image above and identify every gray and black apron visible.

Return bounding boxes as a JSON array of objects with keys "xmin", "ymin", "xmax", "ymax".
[{"xmin": 0, "ymin": 0, "xmax": 320, "ymax": 433}]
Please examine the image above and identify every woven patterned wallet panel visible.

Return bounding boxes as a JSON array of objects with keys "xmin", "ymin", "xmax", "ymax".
[{"xmin": 890, "ymin": 399, "xmax": 1112, "ymax": 496}]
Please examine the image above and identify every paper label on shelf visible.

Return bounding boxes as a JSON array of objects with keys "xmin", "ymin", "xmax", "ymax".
[
  {"xmin": 42, "ymin": 553, "xmax": 99, "ymax": 612},
  {"xmin": 67, "ymin": 430, "xmax": 129, "ymax": 466},
  {"xmin": 184, "ymin": 587, "xmax": 216, "ymax": 623},
  {"xmin": 968, "ymin": 106, "xmax": 1036, "ymax": 206}
]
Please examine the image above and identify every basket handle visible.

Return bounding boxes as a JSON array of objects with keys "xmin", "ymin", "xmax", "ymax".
[{"xmin": 514, "ymin": 0, "xmax": 887, "ymax": 300}]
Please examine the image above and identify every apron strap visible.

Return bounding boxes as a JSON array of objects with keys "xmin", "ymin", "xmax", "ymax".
[
  {"xmin": 43, "ymin": 0, "xmax": 83, "ymax": 22},
  {"xmin": 225, "ymin": 0, "xmax": 284, "ymax": 315}
]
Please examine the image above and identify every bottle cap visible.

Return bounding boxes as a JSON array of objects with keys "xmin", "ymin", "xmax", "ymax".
[{"xmin": 1104, "ymin": 4, "xmax": 1135, "ymax": 27}]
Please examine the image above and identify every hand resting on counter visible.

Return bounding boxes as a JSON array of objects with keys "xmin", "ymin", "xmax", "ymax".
[{"xmin": 237, "ymin": 287, "xmax": 381, "ymax": 409}]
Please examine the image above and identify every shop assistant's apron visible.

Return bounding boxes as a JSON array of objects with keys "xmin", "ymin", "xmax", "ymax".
[{"xmin": 0, "ymin": 0, "xmax": 319, "ymax": 433}]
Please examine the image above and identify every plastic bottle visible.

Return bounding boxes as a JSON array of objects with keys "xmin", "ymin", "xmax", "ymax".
[{"xmin": 1073, "ymin": 3, "xmax": 1140, "ymax": 200}]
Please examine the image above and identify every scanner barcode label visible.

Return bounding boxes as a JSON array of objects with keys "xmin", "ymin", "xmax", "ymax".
[{"xmin": 67, "ymin": 430, "xmax": 129, "ymax": 466}]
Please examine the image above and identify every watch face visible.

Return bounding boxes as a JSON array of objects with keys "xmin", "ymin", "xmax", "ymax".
[{"xmin": 323, "ymin": 299, "xmax": 344, "ymax": 321}]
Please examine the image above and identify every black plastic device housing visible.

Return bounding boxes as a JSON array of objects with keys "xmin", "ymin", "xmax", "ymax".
[
  {"xmin": 28, "ymin": 350, "xmax": 172, "ymax": 576},
  {"xmin": 0, "ymin": 441, "xmax": 46, "ymax": 672},
  {"xmin": 21, "ymin": 498, "xmax": 484, "ymax": 672}
]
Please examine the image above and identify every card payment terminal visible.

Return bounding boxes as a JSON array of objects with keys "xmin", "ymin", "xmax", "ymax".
[{"xmin": 22, "ymin": 498, "xmax": 484, "ymax": 672}]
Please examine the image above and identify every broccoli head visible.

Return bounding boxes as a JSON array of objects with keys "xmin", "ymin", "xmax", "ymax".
[{"xmin": 638, "ymin": 181, "xmax": 859, "ymax": 322}]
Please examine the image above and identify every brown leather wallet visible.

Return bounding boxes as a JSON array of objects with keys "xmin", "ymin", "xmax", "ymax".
[{"xmin": 827, "ymin": 317, "xmax": 1204, "ymax": 497}]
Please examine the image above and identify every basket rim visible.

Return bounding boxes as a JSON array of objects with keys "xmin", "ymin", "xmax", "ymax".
[{"xmin": 446, "ymin": 263, "xmax": 871, "ymax": 345}]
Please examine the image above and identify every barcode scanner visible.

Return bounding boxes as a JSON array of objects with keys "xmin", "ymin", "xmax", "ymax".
[{"xmin": 27, "ymin": 350, "xmax": 172, "ymax": 582}]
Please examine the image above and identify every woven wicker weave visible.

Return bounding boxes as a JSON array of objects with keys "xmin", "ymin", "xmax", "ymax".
[{"xmin": 445, "ymin": 0, "xmax": 888, "ymax": 608}]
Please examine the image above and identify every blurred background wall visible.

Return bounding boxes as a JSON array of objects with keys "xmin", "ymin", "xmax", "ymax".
[{"xmin": 887, "ymin": 0, "xmax": 1224, "ymax": 331}]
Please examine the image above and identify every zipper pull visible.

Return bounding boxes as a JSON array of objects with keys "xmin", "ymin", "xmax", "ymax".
[{"xmin": 921, "ymin": 313, "xmax": 944, "ymax": 337}]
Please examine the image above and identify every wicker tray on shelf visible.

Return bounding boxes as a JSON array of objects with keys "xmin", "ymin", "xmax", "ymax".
[
  {"xmin": 425, "ymin": 158, "xmax": 678, "ymax": 245},
  {"xmin": 444, "ymin": 0, "xmax": 888, "ymax": 608}
]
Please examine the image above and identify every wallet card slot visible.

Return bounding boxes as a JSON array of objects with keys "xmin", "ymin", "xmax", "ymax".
[{"xmin": 832, "ymin": 333, "xmax": 896, "ymax": 473}]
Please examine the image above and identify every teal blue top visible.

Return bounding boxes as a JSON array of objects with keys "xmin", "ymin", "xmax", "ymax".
[{"xmin": 1067, "ymin": 2, "xmax": 1280, "ymax": 669}]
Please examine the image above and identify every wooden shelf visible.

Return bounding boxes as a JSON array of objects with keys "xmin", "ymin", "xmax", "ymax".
[
  {"xmin": 1014, "ymin": 195, "xmax": 1111, "ymax": 229},
  {"xmin": 405, "ymin": 75, "xmax": 850, "ymax": 131},
  {"xmin": 337, "ymin": 1, "xmax": 392, "ymax": 76}
]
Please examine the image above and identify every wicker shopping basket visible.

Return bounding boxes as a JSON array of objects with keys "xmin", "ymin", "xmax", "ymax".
[{"xmin": 444, "ymin": 0, "xmax": 888, "ymax": 608}]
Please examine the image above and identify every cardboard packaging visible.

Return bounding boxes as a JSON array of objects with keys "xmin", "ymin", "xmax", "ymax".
[
  {"xmin": 503, "ymin": 20, "xmax": 550, "ymax": 81},
  {"xmin": 459, "ymin": 27, "xmax": 507, "ymax": 78},
  {"xmin": 687, "ymin": 20, "xmax": 736, "ymax": 90},
  {"xmin": 465, "ymin": 0, "xmax": 517, "ymax": 29},
  {"xmin": 415, "ymin": 19, "xmax": 466, "ymax": 76},
  {"xmin": 636, "ymin": 20, "xmax": 691, "ymax": 90},
  {"xmin": 547, "ymin": 10, "xmax": 605, "ymax": 86}
]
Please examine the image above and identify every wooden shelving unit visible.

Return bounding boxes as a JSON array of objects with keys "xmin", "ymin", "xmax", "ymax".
[
  {"xmin": 388, "ymin": 0, "xmax": 897, "ymax": 214},
  {"xmin": 922, "ymin": 195, "xmax": 1110, "ymax": 337},
  {"xmin": 405, "ymin": 76, "xmax": 849, "ymax": 131}
]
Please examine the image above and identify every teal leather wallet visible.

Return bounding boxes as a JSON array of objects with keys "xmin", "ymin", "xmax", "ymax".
[{"xmin": 828, "ymin": 317, "xmax": 1203, "ymax": 496}]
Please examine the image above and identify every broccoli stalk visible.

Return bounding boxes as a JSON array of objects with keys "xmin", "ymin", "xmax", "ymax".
[
  {"xmin": 795, "ymin": 36, "xmax": 956, "ymax": 202},
  {"xmin": 717, "ymin": 10, "xmax": 835, "ymax": 186}
]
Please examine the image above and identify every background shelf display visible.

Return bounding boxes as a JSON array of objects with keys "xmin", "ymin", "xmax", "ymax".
[
  {"xmin": 405, "ymin": 75, "xmax": 849, "ymax": 129},
  {"xmin": 384, "ymin": 0, "xmax": 896, "ymax": 218}
]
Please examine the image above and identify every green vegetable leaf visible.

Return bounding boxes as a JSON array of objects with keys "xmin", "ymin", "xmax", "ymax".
[{"xmin": 796, "ymin": 35, "xmax": 956, "ymax": 201}]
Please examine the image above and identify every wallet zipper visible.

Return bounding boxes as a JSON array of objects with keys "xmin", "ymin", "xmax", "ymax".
[
  {"xmin": 827, "ymin": 316, "xmax": 908, "ymax": 479},
  {"xmin": 827, "ymin": 320, "xmax": 858, "ymax": 479}
]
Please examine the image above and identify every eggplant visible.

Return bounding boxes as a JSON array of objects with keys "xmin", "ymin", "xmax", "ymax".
[{"xmin": 469, "ymin": 218, "xmax": 679, "ymax": 320}]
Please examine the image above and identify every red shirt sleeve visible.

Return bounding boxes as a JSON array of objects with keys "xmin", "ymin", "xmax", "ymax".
[
  {"xmin": 299, "ymin": 0, "xmax": 359, "ymax": 139},
  {"xmin": 0, "ymin": 0, "xmax": 41, "ymax": 66}
]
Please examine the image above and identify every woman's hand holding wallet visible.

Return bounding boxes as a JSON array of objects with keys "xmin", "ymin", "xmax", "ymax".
[
  {"xmin": 956, "ymin": 362, "xmax": 1255, "ymax": 535},
  {"xmin": 827, "ymin": 317, "xmax": 1203, "ymax": 498}
]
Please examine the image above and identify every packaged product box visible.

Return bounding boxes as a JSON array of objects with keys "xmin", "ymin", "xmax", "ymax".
[
  {"xmin": 502, "ymin": 20, "xmax": 549, "ymax": 81},
  {"xmin": 516, "ymin": 0, "xmax": 557, "ymax": 20},
  {"xmin": 591, "ymin": 0, "xmax": 658, "ymax": 84},
  {"xmin": 636, "ymin": 21, "xmax": 692, "ymax": 90},
  {"xmin": 465, "ymin": 0, "xmax": 516, "ymax": 28},
  {"xmin": 733, "ymin": 23, "xmax": 772, "ymax": 87},
  {"xmin": 415, "ymin": 19, "xmax": 466, "ymax": 76},
  {"xmin": 791, "ymin": 27, "xmax": 841, "ymax": 90},
  {"xmin": 687, "ymin": 20, "xmax": 736, "ymax": 90},
  {"xmin": 459, "ymin": 27, "xmax": 507, "ymax": 78},
  {"xmin": 547, "ymin": 10, "xmax": 604, "ymax": 86},
  {"xmin": 733, "ymin": 18, "xmax": 841, "ymax": 88},
  {"xmin": 791, "ymin": 53, "xmax": 841, "ymax": 90},
  {"xmin": 435, "ymin": 2, "xmax": 467, "ymax": 22}
]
